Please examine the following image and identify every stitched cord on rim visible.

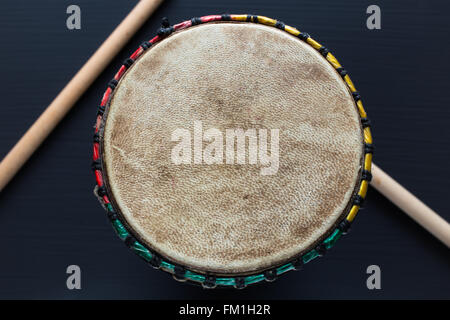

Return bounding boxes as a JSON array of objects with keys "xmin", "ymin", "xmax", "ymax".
[{"xmin": 92, "ymin": 14, "xmax": 374, "ymax": 288}]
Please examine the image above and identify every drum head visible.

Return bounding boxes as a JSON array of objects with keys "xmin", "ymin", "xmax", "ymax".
[{"xmin": 98, "ymin": 18, "xmax": 368, "ymax": 276}]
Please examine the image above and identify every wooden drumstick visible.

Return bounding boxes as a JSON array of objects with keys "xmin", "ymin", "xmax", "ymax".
[
  {"xmin": 0, "ymin": 0, "xmax": 164, "ymax": 192},
  {"xmin": 371, "ymin": 163, "xmax": 450, "ymax": 247}
]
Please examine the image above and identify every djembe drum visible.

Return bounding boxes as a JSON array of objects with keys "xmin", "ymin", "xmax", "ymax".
[{"xmin": 91, "ymin": 14, "xmax": 373, "ymax": 288}]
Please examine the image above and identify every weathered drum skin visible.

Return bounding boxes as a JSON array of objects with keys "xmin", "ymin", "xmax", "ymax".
[{"xmin": 92, "ymin": 14, "xmax": 373, "ymax": 287}]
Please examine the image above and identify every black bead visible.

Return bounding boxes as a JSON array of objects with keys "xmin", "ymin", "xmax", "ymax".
[
  {"xmin": 157, "ymin": 26, "xmax": 174, "ymax": 37},
  {"xmin": 364, "ymin": 143, "xmax": 374, "ymax": 154},
  {"xmin": 149, "ymin": 254, "xmax": 162, "ymax": 269},
  {"xmin": 173, "ymin": 265, "xmax": 186, "ymax": 281},
  {"xmin": 298, "ymin": 32, "xmax": 310, "ymax": 41},
  {"xmin": 361, "ymin": 117, "xmax": 371, "ymax": 128},
  {"xmin": 264, "ymin": 269, "xmax": 278, "ymax": 282},
  {"xmin": 353, "ymin": 194, "xmax": 365, "ymax": 206},
  {"xmin": 315, "ymin": 244, "xmax": 327, "ymax": 256},
  {"xmin": 97, "ymin": 105, "xmax": 105, "ymax": 116},
  {"xmin": 141, "ymin": 41, "xmax": 152, "ymax": 50},
  {"xmin": 97, "ymin": 186, "xmax": 107, "ymax": 197},
  {"xmin": 108, "ymin": 79, "xmax": 118, "ymax": 90},
  {"xmin": 292, "ymin": 257, "xmax": 303, "ymax": 271},
  {"xmin": 221, "ymin": 14, "xmax": 231, "ymax": 21},
  {"xmin": 125, "ymin": 235, "xmax": 136, "ymax": 247},
  {"xmin": 107, "ymin": 210, "xmax": 118, "ymax": 221},
  {"xmin": 202, "ymin": 276, "xmax": 217, "ymax": 289},
  {"xmin": 234, "ymin": 277, "xmax": 246, "ymax": 289},
  {"xmin": 336, "ymin": 67, "xmax": 347, "ymax": 77},
  {"xmin": 319, "ymin": 46, "xmax": 329, "ymax": 57},
  {"xmin": 123, "ymin": 58, "xmax": 134, "ymax": 68},
  {"xmin": 161, "ymin": 17, "xmax": 170, "ymax": 28},
  {"xmin": 352, "ymin": 91, "xmax": 361, "ymax": 101},
  {"xmin": 91, "ymin": 159, "xmax": 101, "ymax": 171},
  {"xmin": 191, "ymin": 17, "xmax": 202, "ymax": 26},
  {"xmin": 361, "ymin": 170, "xmax": 372, "ymax": 182},
  {"xmin": 338, "ymin": 219, "xmax": 352, "ymax": 234},
  {"xmin": 275, "ymin": 21, "xmax": 285, "ymax": 30}
]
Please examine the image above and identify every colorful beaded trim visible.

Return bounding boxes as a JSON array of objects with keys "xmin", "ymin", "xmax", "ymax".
[{"xmin": 91, "ymin": 14, "xmax": 374, "ymax": 289}]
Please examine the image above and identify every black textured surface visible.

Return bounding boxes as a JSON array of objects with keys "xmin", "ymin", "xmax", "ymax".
[{"xmin": 0, "ymin": 0, "xmax": 449, "ymax": 299}]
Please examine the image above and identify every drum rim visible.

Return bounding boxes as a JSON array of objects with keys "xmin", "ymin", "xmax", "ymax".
[{"xmin": 91, "ymin": 14, "xmax": 374, "ymax": 289}]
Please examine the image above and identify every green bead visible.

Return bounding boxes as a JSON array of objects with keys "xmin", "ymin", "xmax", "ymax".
[
  {"xmin": 111, "ymin": 219, "xmax": 128, "ymax": 240},
  {"xmin": 132, "ymin": 242, "xmax": 152, "ymax": 261},
  {"xmin": 245, "ymin": 274, "xmax": 265, "ymax": 285},
  {"xmin": 185, "ymin": 271, "xmax": 205, "ymax": 283},
  {"xmin": 302, "ymin": 249, "xmax": 319, "ymax": 263},
  {"xmin": 276, "ymin": 263, "xmax": 294, "ymax": 275},
  {"xmin": 216, "ymin": 277, "xmax": 235, "ymax": 286}
]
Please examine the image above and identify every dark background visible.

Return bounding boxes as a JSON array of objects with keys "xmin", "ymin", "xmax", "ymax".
[{"xmin": 0, "ymin": 0, "xmax": 449, "ymax": 299}]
